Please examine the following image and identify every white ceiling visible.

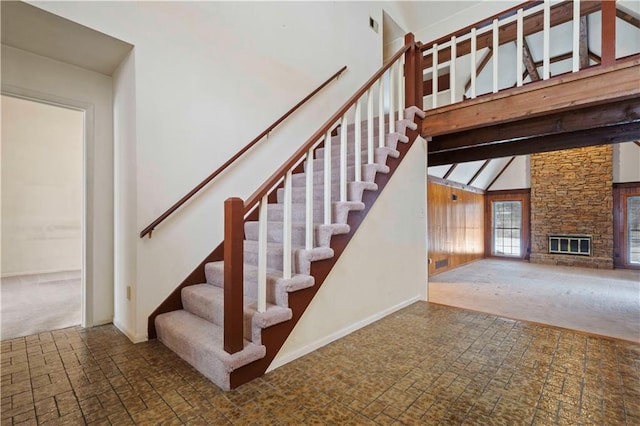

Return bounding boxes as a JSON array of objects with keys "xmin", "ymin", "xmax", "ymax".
[{"xmin": 1, "ymin": 1, "xmax": 132, "ymax": 75}]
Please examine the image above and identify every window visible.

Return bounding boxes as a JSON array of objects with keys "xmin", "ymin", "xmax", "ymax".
[
  {"xmin": 492, "ymin": 201, "xmax": 522, "ymax": 256},
  {"xmin": 629, "ymin": 196, "xmax": 640, "ymax": 265}
]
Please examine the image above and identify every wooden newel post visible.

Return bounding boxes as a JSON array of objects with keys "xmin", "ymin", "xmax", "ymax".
[
  {"xmin": 404, "ymin": 32, "xmax": 423, "ymax": 111},
  {"xmin": 224, "ymin": 197, "xmax": 244, "ymax": 354}
]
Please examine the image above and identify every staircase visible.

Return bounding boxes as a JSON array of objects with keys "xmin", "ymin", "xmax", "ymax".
[
  {"xmin": 154, "ymin": 107, "xmax": 424, "ymax": 390},
  {"xmin": 144, "ymin": 0, "xmax": 640, "ymax": 392}
]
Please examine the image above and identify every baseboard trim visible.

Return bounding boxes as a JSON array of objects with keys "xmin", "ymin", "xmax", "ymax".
[
  {"xmin": 267, "ymin": 295, "xmax": 421, "ymax": 372},
  {"xmin": 113, "ymin": 319, "xmax": 147, "ymax": 343},
  {"xmin": 1, "ymin": 269, "xmax": 81, "ymax": 279}
]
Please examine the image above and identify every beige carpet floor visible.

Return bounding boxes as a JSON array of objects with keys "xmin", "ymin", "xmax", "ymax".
[
  {"xmin": 1, "ymin": 271, "xmax": 81, "ymax": 340},
  {"xmin": 429, "ymin": 259, "xmax": 640, "ymax": 343}
]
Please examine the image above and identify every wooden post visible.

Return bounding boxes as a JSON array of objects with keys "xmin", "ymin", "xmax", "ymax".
[
  {"xmin": 601, "ymin": 0, "xmax": 616, "ymax": 66},
  {"xmin": 224, "ymin": 197, "xmax": 244, "ymax": 354},
  {"xmin": 404, "ymin": 33, "xmax": 419, "ymax": 110}
]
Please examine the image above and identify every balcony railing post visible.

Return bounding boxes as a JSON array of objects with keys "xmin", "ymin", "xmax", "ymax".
[
  {"xmin": 224, "ymin": 197, "xmax": 244, "ymax": 354},
  {"xmin": 601, "ymin": 0, "xmax": 616, "ymax": 66}
]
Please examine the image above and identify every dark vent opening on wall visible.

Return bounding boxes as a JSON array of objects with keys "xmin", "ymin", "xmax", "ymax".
[
  {"xmin": 549, "ymin": 235, "xmax": 591, "ymax": 256},
  {"xmin": 435, "ymin": 259, "xmax": 449, "ymax": 269}
]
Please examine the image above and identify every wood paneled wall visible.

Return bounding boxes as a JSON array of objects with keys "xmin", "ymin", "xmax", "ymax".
[{"xmin": 428, "ymin": 177, "xmax": 484, "ymax": 276}]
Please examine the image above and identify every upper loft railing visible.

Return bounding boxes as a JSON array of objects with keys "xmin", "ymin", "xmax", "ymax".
[
  {"xmin": 139, "ymin": 65, "xmax": 347, "ymax": 239},
  {"xmin": 419, "ymin": 0, "xmax": 638, "ymax": 111},
  {"xmin": 222, "ymin": 34, "xmax": 422, "ymax": 354}
]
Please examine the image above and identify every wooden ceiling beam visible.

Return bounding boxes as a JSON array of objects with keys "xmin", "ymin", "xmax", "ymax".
[
  {"xmin": 486, "ymin": 157, "xmax": 516, "ymax": 191},
  {"xmin": 588, "ymin": 50, "xmax": 602, "ymax": 64},
  {"xmin": 423, "ymin": 56, "xmax": 640, "ymax": 137},
  {"xmin": 616, "ymin": 7, "xmax": 640, "ymax": 29},
  {"xmin": 464, "ymin": 49, "xmax": 493, "ymax": 94},
  {"xmin": 429, "ymin": 97, "xmax": 640, "ymax": 153},
  {"xmin": 467, "ymin": 160, "xmax": 491, "ymax": 186},
  {"xmin": 442, "ymin": 163, "xmax": 458, "ymax": 180},
  {"xmin": 533, "ymin": 51, "xmax": 573, "ymax": 68},
  {"xmin": 579, "ymin": 16, "xmax": 589, "ymax": 69},
  {"xmin": 428, "ymin": 122, "xmax": 640, "ymax": 166},
  {"xmin": 522, "ymin": 38, "xmax": 541, "ymax": 81},
  {"xmin": 422, "ymin": 1, "xmax": 601, "ymax": 69}
]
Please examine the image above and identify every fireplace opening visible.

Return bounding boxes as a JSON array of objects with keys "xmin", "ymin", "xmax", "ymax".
[{"xmin": 549, "ymin": 235, "xmax": 591, "ymax": 256}]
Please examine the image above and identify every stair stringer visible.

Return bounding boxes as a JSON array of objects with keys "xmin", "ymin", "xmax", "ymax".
[{"xmin": 228, "ymin": 115, "xmax": 424, "ymax": 388}]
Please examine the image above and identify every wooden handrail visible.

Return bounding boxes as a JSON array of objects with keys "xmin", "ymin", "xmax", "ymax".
[
  {"xmin": 139, "ymin": 65, "xmax": 348, "ymax": 238},
  {"xmin": 419, "ymin": 0, "xmax": 604, "ymax": 54},
  {"xmin": 243, "ymin": 43, "xmax": 412, "ymax": 214},
  {"xmin": 420, "ymin": 0, "xmax": 542, "ymax": 51}
]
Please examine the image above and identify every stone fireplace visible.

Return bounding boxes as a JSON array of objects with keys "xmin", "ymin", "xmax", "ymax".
[{"xmin": 529, "ymin": 145, "xmax": 613, "ymax": 269}]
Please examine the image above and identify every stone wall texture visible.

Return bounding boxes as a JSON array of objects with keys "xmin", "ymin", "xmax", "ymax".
[{"xmin": 530, "ymin": 145, "xmax": 613, "ymax": 269}]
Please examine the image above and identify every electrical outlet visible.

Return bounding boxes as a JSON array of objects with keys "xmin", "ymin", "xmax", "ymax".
[{"xmin": 126, "ymin": 286, "xmax": 131, "ymax": 301}]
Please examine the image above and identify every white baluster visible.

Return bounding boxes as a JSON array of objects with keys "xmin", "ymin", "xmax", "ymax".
[
  {"xmin": 378, "ymin": 78, "xmax": 385, "ymax": 147},
  {"xmin": 432, "ymin": 44, "xmax": 439, "ymax": 109},
  {"xmin": 389, "ymin": 66, "xmax": 395, "ymax": 134},
  {"xmin": 323, "ymin": 131, "xmax": 331, "ymax": 225},
  {"xmin": 471, "ymin": 28, "xmax": 477, "ymax": 99},
  {"xmin": 398, "ymin": 56, "xmax": 404, "ymax": 120},
  {"xmin": 282, "ymin": 171, "xmax": 292, "ymax": 279},
  {"xmin": 340, "ymin": 115, "xmax": 348, "ymax": 202},
  {"xmin": 258, "ymin": 195, "xmax": 268, "ymax": 313},
  {"xmin": 354, "ymin": 100, "xmax": 362, "ymax": 182},
  {"xmin": 450, "ymin": 36, "xmax": 457, "ymax": 104},
  {"xmin": 573, "ymin": 0, "xmax": 580, "ymax": 72},
  {"xmin": 367, "ymin": 89, "xmax": 374, "ymax": 164},
  {"xmin": 493, "ymin": 18, "xmax": 499, "ymax": 93},
  {"xmin": 517, "ymin": 8, "xmax": 524, "ymax": 87},
  {"xmin": 305, "ymin": 148, "xmax": 313, "ymax": 250},
  {"xmin": 543, "ymin": 0, "xmax": 550, "ymax": 80}
]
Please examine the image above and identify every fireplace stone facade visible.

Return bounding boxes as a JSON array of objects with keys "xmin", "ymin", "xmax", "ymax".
[{"xmin": 529, "ymin": 145, "xmax": 613, "ymax": 269}]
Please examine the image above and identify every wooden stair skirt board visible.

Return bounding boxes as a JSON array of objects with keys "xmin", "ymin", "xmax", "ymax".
[{"xmin": 150, "ymin": 107, "xmax": 425, "ymax": 391}]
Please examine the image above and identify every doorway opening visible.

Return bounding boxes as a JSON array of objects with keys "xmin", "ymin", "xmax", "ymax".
[{"xmin": 1, "ymin": 94, "xmax": 85, "ymax": 339}]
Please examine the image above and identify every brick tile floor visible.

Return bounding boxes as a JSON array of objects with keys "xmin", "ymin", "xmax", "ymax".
[{"xmin": 2, "ymin": 302, "xmax": 639, "ymax": 425}]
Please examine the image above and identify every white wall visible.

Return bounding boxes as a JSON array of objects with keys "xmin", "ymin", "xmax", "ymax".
[
  {"xmin": 489, "ymin": 155, "xmax": 531, "ymax": 190},
  {"xmin": 32, "ymin": 1, "xmax": 402, "ymax": 341},
  {"xmin": 113, "ymin": 50, "xmax": 138, "ymax": 338},
  {"xmin": 1, "ymin": 95, "xmax": 83, "ymax": 276},
  {"xmin": 1, "ymin": 45, "xmax": 114, "ymax": 326},
  {"xmin": 614, "ymin": 142, "xmax": 640, "ymax": 183},
  {"xmin": 271, "ymin": 138, "xmax": 428, "ymax": 370},
  {"xmin": 408, "ymin": 1, "xmax": 520, "ymax": 45}
]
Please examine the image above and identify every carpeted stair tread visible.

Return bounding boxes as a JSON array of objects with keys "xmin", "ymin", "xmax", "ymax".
[
  {"xmin": 291, "ymin": 163, "xmax": 390, "ymax": 187},
  {"xmin": 244, "ymin": 240, "xmax": 334, "ymax": 275},
  {"xmin": 276, "ymin": 181, "xmax": 378, "ymax": 204},
  {"xmin": 266, "ymin": 200, "xmax": 365, "ymax": 224},
  {"xmin": 316, "ymin": 133, "xmax": 408, "ymax": 159},
  {"xmin": 180, "ymin": 283, "xmax": 293, "ymax": 345},
  {"xmin": 244, "ymin": 303, "xmax": 293, "ymax": 344},
  {"xmin": 182, "ymin": 284, "xmax": 224, "ymax": 325},
  {"xmin": 306, "ymin": 147, "xmax": 400, "ymax": 172},
  {"xmin": 244, "ymin": 221, "xmax": 350, "ymax": 247},
  {"xmin": 155, "ymin": 310, "xmax": 266, "ymax": 391},
  {"xmin": 205, "ymin": 261, "xmax": 315, "ymax": 306}
]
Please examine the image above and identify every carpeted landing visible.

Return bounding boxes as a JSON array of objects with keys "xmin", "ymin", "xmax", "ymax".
[{"xmin": 429, "ymin": 259, "xmax": 640, "ymax": 343}]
